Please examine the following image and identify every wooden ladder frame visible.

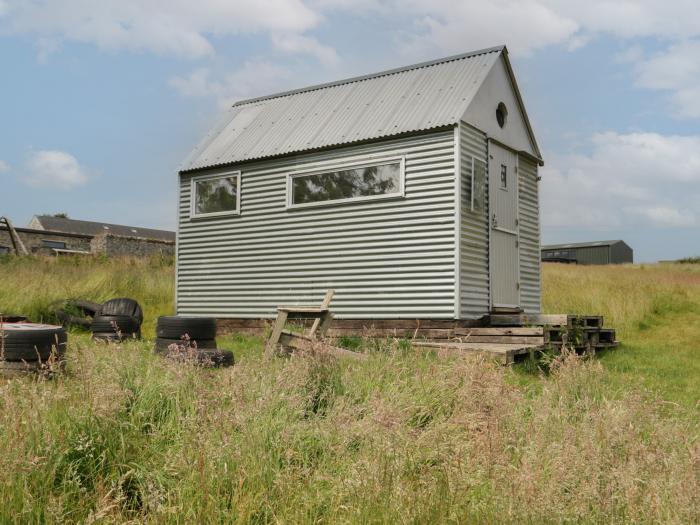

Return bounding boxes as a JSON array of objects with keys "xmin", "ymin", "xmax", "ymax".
[
  {"xmin": 264, "ymin": 291, "xmax": 366, "ymax": 361},
  {"xmin": 0, "ymin": 217, "xmax": 29, "ymax": 255}
]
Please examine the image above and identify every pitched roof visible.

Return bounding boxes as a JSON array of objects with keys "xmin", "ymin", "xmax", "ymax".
[
  {"xmin": 31, "ymin": 215, "xmax": 175, "ymax": 242},
  {"xmin": 181, "ymin": 46, "xmax": 509, "ymax": 172},
  {"xmin": 542, "ymin": 240, "xmax": 627, "ymax": 250}
]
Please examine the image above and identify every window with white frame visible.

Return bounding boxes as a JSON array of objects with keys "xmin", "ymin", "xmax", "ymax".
[
  {"xmin": 288, "ymin": 157, "xmax": 405, "ymax": 208},
  {"xmin": 190, "ymin": 172, "xmax": 241, "ymax": 218}
]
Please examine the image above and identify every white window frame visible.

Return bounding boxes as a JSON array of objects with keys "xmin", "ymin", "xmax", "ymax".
[
  {"xmin": 286, "ymin": 156, "xmax": 406, "ymax": 210},
  {"xmin": 190, "ymin": 171, "xmax": 241, "ymax": 219}
]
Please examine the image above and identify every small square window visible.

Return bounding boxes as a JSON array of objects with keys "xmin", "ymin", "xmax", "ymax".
[
  {"xmin": 42, "ymin": 240, "xmax": 66, "ymax": 249},
  {"xmin": 500, "ymin": 165, "xmax": 507, "ymax": 189},
  {"xmin": 191, "ymin": 172, "xmax": 241, "ymax": 218}
]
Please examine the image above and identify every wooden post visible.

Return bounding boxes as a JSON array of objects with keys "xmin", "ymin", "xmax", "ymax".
[
  {"xmin": 264, "ymin": 310, "xmax": 288, "ymax": 358},
  {"xmin": 308, "ymin": 289, "xmax": 334, "ymax": 338}
]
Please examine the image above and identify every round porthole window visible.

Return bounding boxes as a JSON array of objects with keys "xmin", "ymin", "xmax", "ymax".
[{"xmin": 496, "ymin": 102, "xmax": 508, "ymax": 128}]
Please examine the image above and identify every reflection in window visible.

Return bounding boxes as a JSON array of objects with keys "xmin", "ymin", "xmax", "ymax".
[
  {"xmin": 472, "ymin": 158, "xmax": 487, "ymax": 213},
  {"xmin": 290, "ymin": 161, "xmax": 402, "ymax": 207},
  {"xmin": 193, "ymin": 174, "xmax": 239, "ymax": 217}
]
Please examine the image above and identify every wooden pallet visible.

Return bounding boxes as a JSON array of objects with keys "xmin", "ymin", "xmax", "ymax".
[
  {"xmin": 413, "ymin": 341, "xmax": 540, "ymax": 365},
  {"xmin": 413, "ymin": 315, "xmax": 619, "ymax": 364}
]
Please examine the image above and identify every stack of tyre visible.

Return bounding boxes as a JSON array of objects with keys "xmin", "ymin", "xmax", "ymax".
[
  {"xmin": 154, "ymin": 316, "xmax": 233, "ymax": 367},
  {"xmin": 0, "ymin": 323, "xmax": 67, "ymax": 376},
  {"xmin": 91, "ymin": 298, "xmax": 143, "ymax": 341}
]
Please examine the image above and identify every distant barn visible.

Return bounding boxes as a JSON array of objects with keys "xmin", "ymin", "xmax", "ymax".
[
  {"xmin": 541, "ymin": 240, "xmax": 633, "ymax": 265},
  {"xmin": 176, "ymin": 45, "xmax": 544, "ymax": 324}
]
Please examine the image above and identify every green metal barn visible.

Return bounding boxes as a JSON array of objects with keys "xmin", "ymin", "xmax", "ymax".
[{"xmin": 541, "ymin": 240, "xmax": 633, "ymax": 265}]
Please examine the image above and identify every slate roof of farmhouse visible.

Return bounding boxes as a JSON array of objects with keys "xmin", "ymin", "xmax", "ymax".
[
  {"xmin": 30, "ymin": 215, "xmax": 175, "ymax": 242},
  {"xmin": 180, "ymin": 45, "xmax": 540, "ymax": 172}
]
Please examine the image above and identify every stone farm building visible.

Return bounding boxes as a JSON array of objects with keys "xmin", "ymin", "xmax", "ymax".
[
  {"xmin": 176, "ymin": 45, "xmax": 543, "ymax": 325},
  {"xmin": 0, "ymin": 215, "xmax": 175, "ymax": 257}
]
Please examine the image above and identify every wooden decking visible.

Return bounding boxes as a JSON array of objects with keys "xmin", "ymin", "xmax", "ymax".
[{"xmin": 412, "ymin": 314, "xmax": 619, "ymax": 364}]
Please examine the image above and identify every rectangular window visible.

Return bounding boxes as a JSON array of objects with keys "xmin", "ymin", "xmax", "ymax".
[
  {"xmin": 500, "ymin": 164, "xmax": 508, "ymax": 189},
  {"xmin": 42, "ymin": 240, "xmax": 67, "ymax": 249},
  {"xmin": 472, "ymin": 158, "xmax": 487, "ymax": 213},
  {"xmin": 288, "ymin": 157, "xmax": 405, "ymax": 209},
  {"xmin": 190, "ymin": 172, "xmax": 241, "ymax": 218},
  {"xmin": 0, "ymin": 245, "xmax": 9, "ymax": 255}
]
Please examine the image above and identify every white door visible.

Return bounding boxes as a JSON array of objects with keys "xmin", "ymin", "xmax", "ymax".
[{"xmin": 489, "ymin": 142, "xmax": 520, "ymax": 309}]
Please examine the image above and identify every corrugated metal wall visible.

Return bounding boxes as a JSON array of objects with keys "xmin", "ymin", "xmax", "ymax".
[
  {"xmin": 574, "ymin": 246, "xmax": 610, "ymax": 265},
  {"xmin": 518, "ymin": 156, "xmax": 541, "ymax": 313},
  {"xmin": 610, "ymin": 242, "xmax": 633, "ymax": 264},
  {"xmin": 177, "ymin": 130, "xmax": 457, "ymax": 319},
  {"xmin": 459, "ymin": 123, "xmax": 490, "ymax": 317}
]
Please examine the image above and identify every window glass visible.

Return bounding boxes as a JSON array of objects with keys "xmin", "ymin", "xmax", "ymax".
[
  {"xmin": 0, "ymin": 246, "xmax": 9, "ymax": 255},
  {"xmin": 472, "ymin": 158, "xmax": 487, "ymax": 213},
  {"xmin": 464, "ymin": 158, "xmax": 473, "ymax": 211},
  {"xmin": 291, "ymin": 162, "xmax": 401, "ymax": 206},
  {"xmin": 42, "ymin": 240, "xmax": 66, "ymax": 249},
  {"xmin": 194, "ymin": 175, "xmax": 238, "ymax": 216},
  {"xmin": 500, "ymin": 164, "xmax": 508, "ymax": 189}
]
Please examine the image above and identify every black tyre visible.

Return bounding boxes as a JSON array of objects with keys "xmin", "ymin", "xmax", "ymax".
[
  {"xmin": 90, "ymin": 315, "xmax": 141, "ymax": 334},
  {"xmin": 0, "ymin": 324, "xmax": 67, "ymax": 361},
  {"xmin": 153, "ymin": 337, "xmax": 217, "ymax": 353},
  {"xmin": 156, "ymin": 316, "xmax": 216, "ymax": 340},
  {"xmin": 50, "ymin": 299, "xmax": 102, "ymax": 328},
  {"xmin": 99, "ymin": 298, "xmax": 143, "ymax": 325},
  {"xmin": 161, "ymin": 347, "xmax": 234, "ymax": 368}
]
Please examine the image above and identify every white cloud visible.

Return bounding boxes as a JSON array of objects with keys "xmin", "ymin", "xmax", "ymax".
[
  {"xmin": 170, "ymin": 61, "xmax": 294, "ymax": 108},
  {"xmin": 0, "ymin": 160, "xmax": 9, "ymax": 173},
  {"xmin": 633, "ymin": 40, "xmax": 700, "ymax": 119},
  {"xmin": 541, "ymin": 131, "xmax": 700, "ymax": 230},
  {"xmin": 24, "ymin": 150, "xmax": 89, "ymax": 190},
  {"xmin": 271, "ymin": 33, "xmax": 338, "ymax": 66},
  {"xmin": 0, "ymin": 0, "xmax": 324, "ymax": 60},
  {"xmin": 624, "ymin": 206, "xmax": 697, "ymax": 227}
]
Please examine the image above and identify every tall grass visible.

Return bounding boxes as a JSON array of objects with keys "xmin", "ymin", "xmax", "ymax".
[
  {"xmin": 1, "ymin": 257, "xmax": 699, "ymax": 523},
  {"xmin": 0, "ymin": 255, "xmax": 173, "ymax": 334},
  {"xmin": 542, "ymin": 262, "xmax": 700, "ymax": 337}
]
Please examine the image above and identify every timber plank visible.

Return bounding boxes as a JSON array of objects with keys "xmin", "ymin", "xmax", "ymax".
[
  {"xmin": 454, "ymin": 327, "xmax": 543, "ymax": 336},
  {"xmin": 450, "ymin": 335, "xmax": 545, "ymax": 344}
]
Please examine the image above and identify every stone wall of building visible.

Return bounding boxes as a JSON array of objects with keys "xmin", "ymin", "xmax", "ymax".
[
  {"xmin": 0, "ymin": 227, "xmax": 174, "ymax": 257},
  {"xmin": 90, "ymin": 233, "xmax": 175, "ymax": 257},
  {"xmin": 0, "ymin": 227, "xmax": 91, "ymax": 255}
]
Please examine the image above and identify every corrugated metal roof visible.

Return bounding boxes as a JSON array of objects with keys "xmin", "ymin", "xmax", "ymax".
[
  {"xmin": 541, "ymin": 240, "xmax": 625, "ymax": 250},
  {"xmin": 181, "ymin": 46, "xmax": 504, "ymax": 172}
]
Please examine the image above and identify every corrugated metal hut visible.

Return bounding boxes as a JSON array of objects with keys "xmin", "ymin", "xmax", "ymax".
[
  {"xmin": 176, "ymin": 45, "xmax": 544, "ymax": 324},
  {"xmin": 541, "ymin": 240, "xmax": 633, "ymax": 265}
]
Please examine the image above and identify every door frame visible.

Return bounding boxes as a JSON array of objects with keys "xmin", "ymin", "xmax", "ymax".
[{"xmin": 487, "ymin": 138, "xmax": 522, "ymax": 310}]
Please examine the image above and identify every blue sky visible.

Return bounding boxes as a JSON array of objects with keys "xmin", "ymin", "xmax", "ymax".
[{"xmin": 1, "ymin": 0, "xmax": 698, "ymax": 262}]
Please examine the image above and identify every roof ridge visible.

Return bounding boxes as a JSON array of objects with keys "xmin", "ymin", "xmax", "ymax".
[
  {"xmin": 37, "ymin": 215, "xmax": 173, "ymax": 233},
  {"xmin": 232, "ymin": 45, "xmax": 505, "ymax": 108}
]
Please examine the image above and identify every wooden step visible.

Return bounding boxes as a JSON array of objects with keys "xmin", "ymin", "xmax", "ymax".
[
  {"xmin": 451, "ymin": 335, "xmax": 545, "ymax": 344},
  {"xmin": 488, "ymin": 313, "xmax": 569, "ymax": 327}
]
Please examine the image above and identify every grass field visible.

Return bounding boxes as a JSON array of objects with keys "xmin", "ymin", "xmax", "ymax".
[{"xmin": 1, "ymin": 256, "xmax": 699, "ymax": 523}]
